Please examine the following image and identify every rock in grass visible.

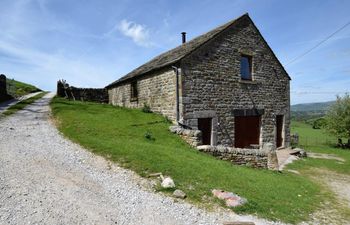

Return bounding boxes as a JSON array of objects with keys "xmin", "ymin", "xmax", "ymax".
[
  {"xmin": 173, "ymin": 189, "xmax": 186, "ymax": 199},
  {"xmin": 161, "ymin": 177, "xmax": 175, "ymax": 188},
  {"xmin": 212, "ymin": 189, "xmax": 247, "ymax": 207}
]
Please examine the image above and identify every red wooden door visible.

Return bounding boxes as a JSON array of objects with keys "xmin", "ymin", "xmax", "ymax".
[{"xmin": 234, "ymin": 116, "xmax": 260, "ymax": 148}]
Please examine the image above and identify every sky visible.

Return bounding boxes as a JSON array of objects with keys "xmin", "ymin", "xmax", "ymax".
[{"xmin": 0, "ymin": 0, "xmax": 349, "ymax": 104}]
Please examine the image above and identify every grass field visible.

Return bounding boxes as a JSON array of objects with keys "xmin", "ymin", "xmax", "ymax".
[
  {"xmin": 50, "ymin": 97, "xmax": 326, "ymax": 224},
  {"xmin": 290, "ymin": 121, "xmax": 350, "ymax": 174},
  {"xmin": 1, "ymin": 92, "xmax": 47, "ymax": 117}
]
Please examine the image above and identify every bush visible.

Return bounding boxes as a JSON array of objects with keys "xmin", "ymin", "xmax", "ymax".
[
  {"xmin": 312, "ymin": 117, "xmax": 327, "ymax": 129},
  {"xmin": 142, "ymin": 103, "xmax": 152, "ymax": 113},
  {"xmin": 325, "ymin": 93, "xmax": 350, "ymax": 140}
]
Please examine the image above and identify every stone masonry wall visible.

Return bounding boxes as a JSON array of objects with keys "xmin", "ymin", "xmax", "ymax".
[
  {"xmin": 108, "ymin": 68, "xmax": 177, "ymax": 121},
  {"xmin": 180, "ymin": 16, "xmax": 290, "ymax": 148},
  {"xmin": 57, "ymin": 80, "xmax": 108, "ymax": 103},
  {"xmin": 70, "ymin": 87, "xmax": 108, "ymax": 103},
  {"xmin": 197, "ymin": 145, "xmax": 269, "ymax": 168},
  {"xmin": 0, "ymin": 74, "xmax": 7, "ymax": 96},
  {"xmin": 169, "ymin": 125, "xmax": 202, "ymax": 147},
  {"xmin": 0, "ymin": 74, "xmax": 12, "ymax": 102}
]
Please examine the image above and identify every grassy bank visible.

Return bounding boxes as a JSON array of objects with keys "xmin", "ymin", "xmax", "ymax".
[
  {"xmin": 1, "ymin": 92, "xmax": 47, "ymax": 117},
  {"xmin": 6, "ymin": 78, "xmax": 41, "ymax": 98},
  {"xmin": 50, "ymin": 97, "xmax": 324, "ymax": 224}
]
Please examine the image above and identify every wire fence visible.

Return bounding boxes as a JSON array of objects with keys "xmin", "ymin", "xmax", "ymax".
[
  {"xmin": 291, "ymin": 133, "xmax": 338, "ymax": 148},
  {"xmin": 297, "ymin": 136, "xmax": 335, "ymax": 148}
]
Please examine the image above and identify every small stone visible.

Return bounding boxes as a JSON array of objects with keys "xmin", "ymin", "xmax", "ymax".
[
  {"xmin": 299, "ymin": 150, "xmax": 307, "ymax": 157},
  {"xmin": 169, "ymin": 126, "xmax": 180, "ymax": 133},
  {"xmin": 161, "ymin": 177, "xmax": 175, "ymax": 188},
  {"xmin": 173, "ymin": 189, "xmax": 186, "ymax": 199}
]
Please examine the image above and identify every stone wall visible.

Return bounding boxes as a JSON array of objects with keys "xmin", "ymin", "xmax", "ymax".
[
  {"xmin": 57, "ymin": 80, "xmax": 108, "ymax": 103},
  {"xmin": 196, "ymin": 144, "xmax": 278, "ymax": 169},
  {"xmin": 169, "ymin": 125, "xmax": 202, "ymax": 147},
  {"xmin": 169, "ymin": 124, "xmax": 278, "ymax": 169},
  {"xmin": 108, "ymin": 68, "xmax": 177, "ymax": 121},
  {"xmin": 0, "ymin": 74, "xmax": 7, "ymax": 96},
  {"xmin": 180, "ymin": 15, "xmax": 290, "ymax": 148},
  {"xmin": 0, "ymin": 74, "xmax": 12, "ymax": 102}
]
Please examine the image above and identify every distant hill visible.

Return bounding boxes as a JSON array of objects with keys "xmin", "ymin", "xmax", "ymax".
[
  {"xmin": 291, "ymin": 101, "xmax": 335, "ymax": 112},
  {"xmin": 291, "ymin": 101, "xmax": 335, "ymax": 121},
  {"xmin": 6, "ymin": 78, "xmax": 41, "ymax": 98}
]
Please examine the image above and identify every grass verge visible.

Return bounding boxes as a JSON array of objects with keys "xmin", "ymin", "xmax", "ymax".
[
  {"xmin": 50, "ymin": 97, "xmax": 325, "ymax": 224},
  {"xmin": 1, "ymin": 92, "xmax": 47, "ymax": 117}
]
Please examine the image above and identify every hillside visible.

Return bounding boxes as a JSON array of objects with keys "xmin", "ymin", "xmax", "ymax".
[
  {"xmin": 291, "ymin": 101, "xmax": 335, "ymax": 112},
  {"xmin": 50, "ymin": 97, "xmax": 323, "ymax": 223},
  {"xmin": 6, "ymin": 78, "xmax": 41, "ymax": 98},
  {"xmin": 291, "ymin": 101, "xmax": 335, "ymax": 121}
]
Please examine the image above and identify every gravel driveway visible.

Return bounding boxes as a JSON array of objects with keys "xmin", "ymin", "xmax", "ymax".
[
  {"xmin": 0, "ymin": 92, "xmax": 42, "ymax": 113},
  {"xmin": 0, "ymin": 93, "xmax": 281, "ymax": 225}
]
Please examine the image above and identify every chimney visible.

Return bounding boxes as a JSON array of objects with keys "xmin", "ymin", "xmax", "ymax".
[{"xmin": 181, "ymin": 32, "xmax": 186, "ymax": 44}]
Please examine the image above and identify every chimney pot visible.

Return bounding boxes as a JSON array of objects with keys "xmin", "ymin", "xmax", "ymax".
[{"xmin": 181, "ymin": 32, "xmax": 186, "ymax": 44}]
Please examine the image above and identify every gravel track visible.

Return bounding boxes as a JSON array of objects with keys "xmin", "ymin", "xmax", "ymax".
[{"xmin": 0, "ymin": 93, "xmax": 281, "ymax": 225}]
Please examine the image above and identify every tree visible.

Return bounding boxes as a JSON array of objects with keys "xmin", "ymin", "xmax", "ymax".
[{"xmin": 325, "ymin": 93, "xmax": 350, "ymax": 142}]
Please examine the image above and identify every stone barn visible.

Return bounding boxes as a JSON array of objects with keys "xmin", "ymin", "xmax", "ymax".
[{"xmin": 106, "ymin": 13, "xmax": 291, "ymax": 150}]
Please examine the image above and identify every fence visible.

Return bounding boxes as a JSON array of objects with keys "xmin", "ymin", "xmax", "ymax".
[{"xmin": 291, "ymin": 132, "xmax": 337, "ymax": 148}]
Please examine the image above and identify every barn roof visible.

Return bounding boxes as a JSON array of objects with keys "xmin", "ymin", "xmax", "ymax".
[{"xmin": 106, "ymin": 13, "xmax": 289, "ymax": 88}]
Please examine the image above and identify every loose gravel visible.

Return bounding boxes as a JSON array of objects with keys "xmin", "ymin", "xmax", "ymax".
[{"xmin": 0, "ymin": 93, "xmax": 283, "ymax": 225}]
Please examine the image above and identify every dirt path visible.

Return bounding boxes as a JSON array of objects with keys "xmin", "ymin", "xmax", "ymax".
[
  {"xmin": 301, "ymin": 169, "xmax": 350, "ymax": 225},
  {"xmin": 0, "ymin": 93, "xmax": 282, "ymax": 225}
]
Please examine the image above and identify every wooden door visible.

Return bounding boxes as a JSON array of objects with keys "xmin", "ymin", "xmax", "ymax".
[
  {"xmin": 276, "ymin": 115, "xmax": 284, "ymax": 148},
  {"xmin": 234, "ymin": 116, "xmax": 260, "ymax": 148},
  {"xmin": 198, "ymin": 118, "xmax": 212, "ymax": 145}
]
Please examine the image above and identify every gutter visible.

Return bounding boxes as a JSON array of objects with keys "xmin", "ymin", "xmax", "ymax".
[{"xmin": 172, "ymin": 66, "xmax": 180, "ymax": 123}]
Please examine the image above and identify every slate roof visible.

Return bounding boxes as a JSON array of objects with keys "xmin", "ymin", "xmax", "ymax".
[{"xmin": 106, "ymin": 13, "xmax": 290, "ymax": 88}]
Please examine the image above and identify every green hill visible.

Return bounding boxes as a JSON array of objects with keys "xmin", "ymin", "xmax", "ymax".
[
  {"xmin": 6, "ymin": 78, "xmax": 41, "ymax": 98},
  {"xmin": 291, "ymin": 101, "xmax": 335, "ymax": 121},
  {"xmin": 291, "ymin": 101, "xmax": 335, "ymax": 112}
]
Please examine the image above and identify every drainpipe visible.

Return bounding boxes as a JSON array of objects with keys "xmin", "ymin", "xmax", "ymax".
[{"xmin": 172, "ymin": 66, "xmax": 180, "ymax": 123}]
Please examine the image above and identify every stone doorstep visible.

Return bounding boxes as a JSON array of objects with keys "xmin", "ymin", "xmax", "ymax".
[{"xmin": 276, "ymin": 148, "xmax": 301, "ymax": 171}]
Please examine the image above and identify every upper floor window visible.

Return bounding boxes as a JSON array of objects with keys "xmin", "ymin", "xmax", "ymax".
[
  {"xmin": 240, "ymin": 55, "xmax": 252, "ymax": 80},
  {"xmin": 130, "ymin": 81, "xmax": 138, "ymax": 101}
]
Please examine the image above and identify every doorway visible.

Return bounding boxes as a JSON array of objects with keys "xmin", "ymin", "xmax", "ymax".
[
  {"xmin": 276, "ymin": 115, "xmax": 284, "ymax": 148},
  {"xmin": 198, "ymin": 118, "xmax": 212, "ymax": 145},
  {"xmin": 234, "ymin": 116, "xmax": 260, "ymax": 148}
]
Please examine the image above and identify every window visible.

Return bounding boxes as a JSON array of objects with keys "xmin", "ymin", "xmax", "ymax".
[
  {"xmin": 130, "ymin": 81, "xmax": 138, "ymax": 101},
  {"xmin": 240, "ymin": 55, "xmax": 252, "ymax": 80}
]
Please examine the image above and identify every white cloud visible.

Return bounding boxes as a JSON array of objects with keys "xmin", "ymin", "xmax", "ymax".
[
  {"xmin": 117, "ymin": 19, "xmax": 152, "ymax": 47},
  {"xmin": 0, "ymin": 38, "xmax": 116, "ymax": 90}
]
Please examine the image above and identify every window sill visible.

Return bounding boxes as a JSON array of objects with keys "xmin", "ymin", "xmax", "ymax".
[{"xmin": 239, "ymin": 79, "xmax": 258, "ymax": 84}]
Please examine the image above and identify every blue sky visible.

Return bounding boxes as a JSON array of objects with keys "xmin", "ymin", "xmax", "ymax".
[{"xmin": 0, "ymin": 0, "xmax": 349, "ymax": 104}]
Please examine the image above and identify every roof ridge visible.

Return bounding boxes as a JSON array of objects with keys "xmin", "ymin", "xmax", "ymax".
[{"xmin": 106, "ymin": 13, "xmax": 249, "ymax": 88}]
